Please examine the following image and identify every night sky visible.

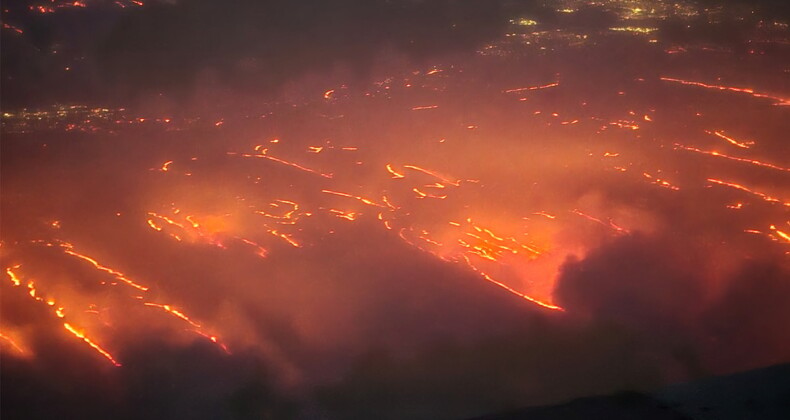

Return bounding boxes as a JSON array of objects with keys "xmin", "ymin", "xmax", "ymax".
[{"xmin": 2, "ymin": 1, "xmax": 789, "ymax": 419}]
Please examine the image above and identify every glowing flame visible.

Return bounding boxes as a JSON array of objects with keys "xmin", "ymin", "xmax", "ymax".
[
  {"xmin": 63, "ymin": 323, "xmax": 122, "ymax": 367},
  {"xmin": 661, "ymin": 77, "xmax": 790, "ymax": 106},
  {"xmin": 674, "ymin": 144, "xmax": 790, "ymax": 173},
  {"xmin": 705, "ymin": 130, "xmax": 753, "ymax": 149},
  {"xmin": 62, "ymin": 244, "xmax": 150, "ymax": 291}
]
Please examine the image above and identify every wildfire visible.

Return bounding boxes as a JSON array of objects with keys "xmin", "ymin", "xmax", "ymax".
[
  {"xmin": 0, "ymin": 331, "xmax": 27, "ymax": 355},
  {"xmin": 144, "ymin": 303, "xmax": 202, "ymax": 328},
  {"xmin": 503, "ymin": 82, "xmax": 560, "ymax": 94},
  {"xmin": 63, "ymin": 323, "xmax": 122, "ymax": 367},
  {"xmin": 660, "ymin": 77, "xmax": 790, "ymax": 106},
  {"xmin": 462, "ymin": 256, "xmax": 563, "ymax": 311},
  {"xmin": 705, "ymin": 130, "xmax": 753, "ymax": 149},
  {"xmin": 322, "ymin": 189, "xmax": 385, "ymax": 207},
  {"xmin": 229, "ymin": 151, "xmax": 333, "ymax": 178},
  {"xmin": 674, "ymin": 144, "xmax": 790, "ymax": 173},
  {"xmin": 62, "ymin": 244, "xmax": 150, "ymax": 291},
  {"xmin": 402, "ymin": 165, "xmax": 461, "ymax": 187},
  {"xmin": 572, "ymin": 209, "xmax": 629, "ymax": 234},
  {"xmin": 707, "ymin": 179, "xmax": 789, "ymax": 207},
  {"xmin": 5, "ymin": 3, "xmax": 789, "ymax": 382},
  {"xmin": 5, "ymin": 266, "xmax": 120, "ymax": 366}
]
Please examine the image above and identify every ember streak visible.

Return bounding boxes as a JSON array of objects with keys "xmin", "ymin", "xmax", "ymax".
[{"xmin": 2, "ymin": 0, "xmax": 789, "ymax": 418}]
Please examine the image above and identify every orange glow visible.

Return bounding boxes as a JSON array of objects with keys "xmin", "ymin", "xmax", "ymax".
[
  {"xmin": 63, "ymin": 323, "xmax": 122, "ymax": 367},
  {"xmin": 385, "ymin": 164, "xmax": 406, "ymax": 179},
  {"xmin": 8, "ymin": 12, "xmax": 790, "ymax": 385},
  {"xmin": 2, "ymin": 23, "xmax": 24, "ymax": 34},
  {"xmin": 238, "ymin": 238, "xmax": 268, "ymax": 257},
  {"xmin": 769, "ymin": 225, "xmax": 790, "ymax": 243},
  {"xmin": 660, "ymin": 77, "xmax": 790, "ymax": 106},
  {"xmin": 63, "ymin": 245, "xmax": 149, "ymax": 291},
  {"xmin": 609, "ymin": 121, "xmax": 640, "ymax": 130},
  {"xmin": 572, "ymin": 209, "xmax": 629, "ymax": 234},
  {"xmin": 144, "ymin": 303, "xmax": 202, "ymax": 328},
  {"xmin": 533, "ymin": 212, "xmax": 556, "ymax": 220},
  {"xmin": 674, "ymin": 144, "xmax": 790, "ymax": 172},
  {"xmin": 230, "ymin": 152, "xmax": 333, "ymax": 178},
  {"xmin": 461, "ymin": 256, "xmax": 563, "ymax": 310},
  {"xmin": 0, "ymin": 331, "xmax": 27, "ymax": 355},
  {"xmin": 147, "ymin": 219, "xmax": 163, "ymax": 231},
  {"xmin": 185, "ymin": 215, "xmax": 200, "ymax": 228},
  {"xmin": 190, "ymin": 330, "xmax": 231, "ymax": 354},
  {"xmin": 503, "ymin": 82, "xmax": 560, "ymax": 94},
  {"xmin": 321, "ymin": 189, "xmax": 385, "ymax": 207},
  {"xmin": 705, "ymin": 130, "xmax": 753, "ymax": 149},
  {"xmin": 270, "ymin": 230, "xmax": 301, "ymax": 248},
  {"xmin": 642, "ymin": 172, "xmax": 680, "ymax": 191},
  {"xmin": 388, "ymin": 214, "xmax": 557, "ymax": 311},
  {"xmin": 403, "ymin": 165, "xmax": 460, "ymax": 186},
  {"xmin": 255, "ymin": 199, "xmax": 301, "ymax": 221},
  {"xmin": 329, "ymin": 209, "xmax": 360, "ymax": 221},
  {"xmin": 7, "ymin": 267, "xmax": 65, "ymax": 318},
  {"xmin": 148, "ymin": 212, "xmax": 186, "ymax": 229},
  {"xmin": 707, "ymin": 179, "xmax": 789, "ymax": 207},
  {"xmin": 6, "ymin": 267, "xmax": 22, "ymax": 286},
  {"xmin": 6, "ymin": 266, "xmax": 120, "ymax": 365}
]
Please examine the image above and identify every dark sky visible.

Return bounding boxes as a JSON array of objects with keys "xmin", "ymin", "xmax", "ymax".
[
  {"xmin": 3, "ymin": 0, "xmax": 788, "ymax": 108},
  {"xmin": 1, "ymin": 0, "xmax": 516, "ymax": 108}
]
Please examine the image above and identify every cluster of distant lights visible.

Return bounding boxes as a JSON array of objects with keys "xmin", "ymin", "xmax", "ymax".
[
  {"xmin": 25, "ymin": 0, "xmax": 145, "ymax": 14},
  {"xmin": 481, "ymin": 0, "xmax": 789, "ymax": 56},
  {"xmin": 1, "ymin": 105, "xmax": 196, "ymax": 133},
  {"xmin": 489, "ymin": 0, "xmax": 678, "ymax": 55},
  {"xmin": 0, "ymin": 1, "xmax": 146, "ymax": 35},
  {"xmin": 4, "ymin": 0, "xmax": 786, "ymax": 55},
  {"xmin": 553, "ymin": 0, "xmax": 701, "ymax": 19}
]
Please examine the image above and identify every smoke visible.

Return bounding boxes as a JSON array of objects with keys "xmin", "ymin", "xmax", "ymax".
[
  {"xmin": 1, "ymin": 0, "xmax": 510, "ymax": 108},
  {"xmin": 3, "ymin": 1, "xmax": 790, "ymax": 419}
]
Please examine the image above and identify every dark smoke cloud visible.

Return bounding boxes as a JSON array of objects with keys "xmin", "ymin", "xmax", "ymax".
[
  {"xmin": 702, "ymin": 261, "xmax": 790, "ymax": 371},
  {"xmin": 1, "ymin": 337, "xmax": 297, "ymax": 419},
  {"xmin": 555, "ymin": 232, "xmax": 790, "ymax": 380},
  {"xmin": 2, "ymin": 0, "xmax": 510, "ymax": 108},
  {"xmin": 4, "ymin": 0, "xmax": 786, "ymax": 108},
  {"xmin": 310, "ymin": 234, "xmax": 789, "ymax": 419},
  {"xmin": 556, "ymin": 234, "xmax": 706, "ymax": 336}
]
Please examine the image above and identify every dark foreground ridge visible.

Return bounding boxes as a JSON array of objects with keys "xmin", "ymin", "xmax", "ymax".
[{"xmin": 472, "ymin": 363, "xmax": 790, "ymax": 420}]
